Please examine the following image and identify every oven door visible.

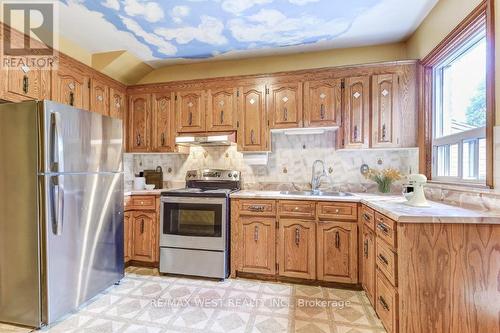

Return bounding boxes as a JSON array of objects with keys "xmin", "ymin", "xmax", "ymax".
[{"xmin": 160, "ymin": 196, "xmax": 227, "ymax": 251}]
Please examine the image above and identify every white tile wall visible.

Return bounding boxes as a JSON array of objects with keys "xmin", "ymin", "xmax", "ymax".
[{"xmin": 124, "ymin": 131, "xmax": 419, "ymax": 192}]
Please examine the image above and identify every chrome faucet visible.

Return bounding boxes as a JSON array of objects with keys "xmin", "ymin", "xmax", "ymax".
[{"xmin": 311, "ymin": 160, "xmax": 327, "ymax": 193}]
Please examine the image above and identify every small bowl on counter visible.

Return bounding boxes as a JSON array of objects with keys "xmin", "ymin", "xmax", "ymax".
[{"xmin": 144, "ymin": 184, "xmax": 156, "ymax": 190}]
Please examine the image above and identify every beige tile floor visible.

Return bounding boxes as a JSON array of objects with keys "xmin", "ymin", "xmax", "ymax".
[{"xmin": 1, "ymin": 267, "xmax": 386, "ymax": 333}]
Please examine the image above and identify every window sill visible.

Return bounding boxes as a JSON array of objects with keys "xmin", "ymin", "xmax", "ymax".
[{"xmin": 426, "ymin": 180, "xmax": 496, "ymax": 194}]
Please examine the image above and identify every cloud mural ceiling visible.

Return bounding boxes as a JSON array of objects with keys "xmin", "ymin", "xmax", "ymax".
[{"xmin": 59, "ymin": 0, "xmax": 437, "ymax": 66}]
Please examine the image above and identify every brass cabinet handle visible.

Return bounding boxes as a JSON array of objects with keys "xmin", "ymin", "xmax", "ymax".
[
  {"xmin": 320, "ymin": 104, "xmax": 325, "ymax": 119},
  {"xmin": 248, "ymin": 205, "xmax": 265, "ymax": 212},
  {"xmin": 335, "ymin": 208, "xmax": 340, "ymax": 214},
  {"xmin": 220, "ymin": 110, "xmax": 224, "ymax": 124},
  {"xmin": 335, "ymin": 231, "xmax": 340, "ymax": 248},
  {"xmin": 293, "ymin": 206, "xmax": 300, "ymax": 211},
  {"xmin": 379, "ymin": 296, "xmax": 390, "ymax": 311},
  {"xmin": 140, "ymin": 219, "xmax": 145, "ymax": 234},
  {"xmin": 378, "ymin": 253, "xmax": 389, "ymax": 265},
  {"xmin": 295, "ymin": 227, "xmax": 300, "ymax": 245},
  {"xmin": 254, "ymin": 225, "xmax": 259, "ymax": 241},
  {"xmin": 161, "ymin": 133, "xmax": 166, "ymax": 146},
  {"xmin": 188, "ymin": 111, "xmax": 193, "ymax": 126},
  {"xmin": 353, "ymin": 125, "xmax": 358, "ymax": 141},
  {"xmin": 363, "ymin": 213, "xmax": 371, "ymax": 222},
  {"xmin": 250, "ymin": 129, "xmax": 255, "ymax": 144},
  {"xmin": 23, "ymin": 75, "xmax": 29, "ymax": 94},
  {"xmin": 136, "ymin": 133, "xmax": 141, "ymax": 147},
  {"xmin": 283, "ymin": 107, "xmax": 288, "ymax": 121},
  {"xmin": 382, "ymin": 124, "xmax": 387, "ymax": 141},
  {"xmin": 69, "ymin": 91, "xmax": 75, "ymax": 106},
  {"xmin": 377, "ymin": 222, "xmax": 389, "ymax": 234},
  {"xmin": 364, "ymin": 239, "xmax": 369, "ymax": 258}
]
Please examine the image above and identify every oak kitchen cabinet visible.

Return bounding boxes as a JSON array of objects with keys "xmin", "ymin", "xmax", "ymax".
[
  {"xmin": 343, "ymin": 76, "xmax": 370, "ymax": 149},
  {"xmin": 176, "ymin": 90, "xmax": 206, "ymax": 133},
  {"xmin": 372, "ymin": 73, "xmax": 400, "ymax": 148},
  {"xmin": 109, "ymin": 87, "xmax": 126, "ymax": 119},
  {"xmin": 268, "ymin": 83, "xmax": 303, "ymax": 129},
  {"xmin": 206, "ymin": 87, "xmax": 238, "ymax": 132},
  {"xmin": 152, "ymin": 92, "xmax": 176, "ymax": 152},
  {"xmin": 237, "ymin": 85, "xmax": 269, "ymax": 152},
  {"xmin": 239, "ymin": 216, "xmax": 276, "ymax": 275},
  {"xmin": 90, "ymin": 77, "xmax": 109, "ymax": 116},
  {"xmin": 1, "ymin": 65, "xmax": 51, "ymax": 102},
  {"xmin": 124, "ymin": 195, "xmax": 160, "ymax": 265},
  {"xmin": 360, "ymin": 206, "xmax": 376, "ymax": 305},
  {"xmin": 52, "ymin": 65, "xmax": 90, "ymax": 110},
  {"xmin": 128, "ymin": 94, "xmax": 151, "ymax": 152},
  {"xmin": 303, "ymin": 79, "xmax": 342, "ymax": 127}
]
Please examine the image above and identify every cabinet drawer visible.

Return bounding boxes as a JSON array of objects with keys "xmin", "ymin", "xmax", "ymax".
[
  {"xmin": 317, "ymin": 202, "xmax": 357, "ymax": 221},
  {"xmin": 360, "ymin": 206, "xmax": 375, "ymax": 231},
  {"xmin": 376, "ymin": 237, "xmax": 397, "ymax": 286},
  {"xmin": 376, "ymin": 270, "xmax": 398, "ymax": 333},
  {"xmin": 375, "ymin": 212, "xmax": 397, "ymax": 249},
  {"xmin": 278, "ymin": 200, "xmax": 315, "ymax": 219},
  {"xmin": 239, "ymin": 200, "xmax": 276, "ymax": 216},
  {"xmin": 129, "ymin": 195, "xmax": 156, "ymax": 210}
]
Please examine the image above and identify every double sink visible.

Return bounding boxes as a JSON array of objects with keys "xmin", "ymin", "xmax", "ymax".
[{"xmin": 279, "ymin": 190, "xmax": 353, "ymax": 197}]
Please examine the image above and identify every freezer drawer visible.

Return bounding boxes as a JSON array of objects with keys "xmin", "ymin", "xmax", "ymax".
[{"xmin": 160, "ymin": 247, "xmax": 228, "ymax": 279}]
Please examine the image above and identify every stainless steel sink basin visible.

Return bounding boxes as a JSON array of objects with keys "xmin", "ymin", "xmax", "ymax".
[{"xmin": 279, "ymin": 191, "xmax": 353, "ymax": 197}]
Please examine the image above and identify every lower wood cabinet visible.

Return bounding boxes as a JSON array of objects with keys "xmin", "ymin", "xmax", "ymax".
[
  {"xmin": 124, "ymin": 211, "xmax": 133, "ymax": 262},
  {"xmin": 361, "ymin": 224, "xmax": 376, "ymax": 304},
  {"xmin": 277, "ymin": 219, "xmax": 315, "ymax": 280},
  {"xmin": 316, "ymin": 221, "xmax": 358, "ymax": 283},
  {"xmin": 131, "ymin": 211, "xmax": 156, "ymax": 262},
  {"xmin": 239, "ymin": 216, "xmax": 276, "ymax": 275}
]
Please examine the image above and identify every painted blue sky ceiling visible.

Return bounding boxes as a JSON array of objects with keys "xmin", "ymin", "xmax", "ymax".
[{"xmin": 61, "ymin": 0, "xmax": 381, "ymax": 60}]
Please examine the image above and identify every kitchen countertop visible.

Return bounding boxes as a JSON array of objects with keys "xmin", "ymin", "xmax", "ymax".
[
  {"xmin": 230, "ymin": 190, "xmax": 500, "ymax": 224},
  {"xmin": 124, "ymin": 189, "xmax": 165, "ymax": 196}
]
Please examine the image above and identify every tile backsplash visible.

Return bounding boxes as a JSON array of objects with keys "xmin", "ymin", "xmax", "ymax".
[{"xmin": 125, "ymin": 130, "xmax": 418, "ymax": 193}]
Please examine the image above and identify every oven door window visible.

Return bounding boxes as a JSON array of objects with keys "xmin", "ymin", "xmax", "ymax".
[{"xmin": 163, "ymin": 203, "xmax": 222, "ymax": 237}]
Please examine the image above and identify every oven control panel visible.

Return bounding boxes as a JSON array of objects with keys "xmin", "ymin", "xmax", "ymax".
[{"xmin": 186, "ymin": 169, "xmax": 241, "ymax": 181}]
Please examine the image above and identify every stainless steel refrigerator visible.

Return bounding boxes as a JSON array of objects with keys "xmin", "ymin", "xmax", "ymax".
[{"xmin": 0, "ymin": 100, "xmax": 124, "ymax": 328}]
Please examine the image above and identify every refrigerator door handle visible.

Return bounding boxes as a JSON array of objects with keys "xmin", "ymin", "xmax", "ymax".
[
  {"xmin": 50, "ymin": 112, "xmax": 64, "ymax": 172},
  {"xmin": 51, "ymin": 176, "xmax": 65, "ymax": 236}
]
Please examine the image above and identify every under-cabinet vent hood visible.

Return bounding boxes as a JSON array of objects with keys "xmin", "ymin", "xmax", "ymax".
[{"xmin": 175, "ymin": 133, "xmax": 236, "ymax": 147}]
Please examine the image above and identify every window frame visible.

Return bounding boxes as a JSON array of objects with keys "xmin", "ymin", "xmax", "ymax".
[{"xmin": 420, "ymin": 0, "xmax": 495, "ymax": 188}]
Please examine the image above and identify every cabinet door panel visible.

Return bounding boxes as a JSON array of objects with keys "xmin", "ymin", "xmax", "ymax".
[
  {"xmin": 128, "ymin": 94, "xmax": 151, "ymax": 152},
  {"xmin": 304, "ymin": 79, "xmax": 342, "ymax": 127},
  {"xmin": 177, "ymin": 90, "xmax": 206, "ymax": 132},
  {"xmin": 90, "ymin": 78, "xmax": 109, "ymax": 115},
  {"xmin": 269, "ymin": 83, "xmax": 302, "ymax": 129},
  {"xmin": 207, "ymin": 88, "xmax": 237, "ymax": 132},
  {"xmin": 372, "ymin": 74, "xmax": 400, "ymax": 148},
  {"xmin": 53, "ymin": 67, "xmax": 89, "ymax": 110},
  {"xmin": 124, "ymin": 212, "xmax": 133, "ymax": 263},
  {"xmin": 152, "ymin": 92, "xmax": 176, "ymax": 152},
  {"xmin": 317, "ymin": 221, "xmax": 357, "ymax": 283},
  {"xmin": 344, "ymin": 76, "xmax": 370, "ymax": 148},
  {"xmin": 109, "ymin": 87, "xmax": 126, "ymax": 119},
  {"xmin": 237, "ymin": 85, "xmax": 268, "ymax": 151},
  {"xmin": 362, "ymin": 226, "xmax": 376, "ymax": 305},
  {"xmin": 278, "ymin": 219, "xmax": 315, "ymax": 280},
  {"xmin": 239, "ymin": 217, "xmax": 276, "ymax": 275},
  {"xmin": 4, "ymin": 66, "xmax": 43, "ymax": 100},
  {"xmin": 132, "ymin": 211, "xmax": 155, "ymax": 262}
]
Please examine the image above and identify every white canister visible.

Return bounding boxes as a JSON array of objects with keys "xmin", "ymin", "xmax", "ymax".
[{"xmin": 133, "ymin": 177, "xmax": 146, "ymax": 190}]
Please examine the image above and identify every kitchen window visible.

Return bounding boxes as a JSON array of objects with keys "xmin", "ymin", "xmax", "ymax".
[{"xmin": 421, "ymin": 1, "xmax": 495, "ymax": 187}]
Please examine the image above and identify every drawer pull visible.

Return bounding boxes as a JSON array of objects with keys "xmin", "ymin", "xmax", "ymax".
[
  {"xmin": 335, "ymin": 231, "xmax": 340, "ymax": 248},
  {"xmin": 248, "ymin": 205, "xmax": 265, "ymax": 212},
  {"xmin": 377, "ymin": 222, "xmax": 389, "ymax": 234},
  {"xmin": 295, "ymin": 227, "xmax": 300, "ymax": 245},
  {"xmin": 364, "ymin": 239, "xmax": 369, "ymax": 258},
  {"xmin": 254, "ymin": 225, "xmax": 259, "ymax": 241},
  {"xmin": 140, "ymin": 201, "xmax": 144, "ymax": 204},
  {"xmin": 294, "ymin": 206, "xmax": 300, "ymax": 211},
  {"xmin": 378, "ymin": 254, "xmax": 389, "ymax": 265},
  {"xmin": 335, "ymin": 209, "xmax": 340, "ymax": 214},
  {"xmin": 363, "ymin": 213, "xmax": 371, "ymax": 222},
  {"xmin": 379, "ymin": 296, "xmax": 390, "ymax": 311}
]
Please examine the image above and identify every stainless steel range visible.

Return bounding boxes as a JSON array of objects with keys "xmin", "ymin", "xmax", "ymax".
[{"xmin": 159, "ymin": 169, "xmax": 241, "ymax": 279}]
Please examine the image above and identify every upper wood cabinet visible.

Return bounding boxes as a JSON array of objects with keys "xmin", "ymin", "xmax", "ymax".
[
  {"xmin": 317, "ymin": 221, "xmax": 358, "ymax": 283},
  {"xmin": 372, "ymin": 74, "xmax": 400, "ymax": 148},
  {"xmin": 239, "ymin": 216, "xmax": 276, "ymax": 275},
  {"xmin": 304, "ymin": 79, "xmax": 342, "ymax": 127},
  {"xmin": 90, "ymin": 78, "xmax": 109, "ymax": 115},
  {"xmin": 237, "ymin": 85, "xmax": 269, "ymax": 152},
  {"xmin": 343, "ymin": 76, "xmax": 370, "ymax": 149},
  {"xmin": 109, "ymin": 87, "xmax": 126, "ymax": 119},
  {"xmin": 268, "ymin": 83, "xmax": 303, "ymax": 129},
  {"xmin": 278, "ymin": 219, "xmax": 316, "ymax": 280},
  {"xmin": 52, "ymin": 66, "xmax": 90, "ymax": 110},
  {"xmin": 1, "ymin": 66, "xmax": 50, "ymax": 101},
  {"xmin": 128, "ymin": 94, "xmax": 151, "ymax": 152},
  {"xmin": 206, "ymin": 88, "xmax": 238, "ymax": 132},
  {"xmin": 152, "ymin": 92, "xmax": 176, "ymax": 152},
  {"xmin": 176, "ymin": 90, "xmax": 206, "ymax": 133}
]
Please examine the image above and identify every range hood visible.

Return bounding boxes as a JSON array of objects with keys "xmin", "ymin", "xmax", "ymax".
[{"xmin": 175, "ymin": 132, "xmax": 236, "ymax": 147}]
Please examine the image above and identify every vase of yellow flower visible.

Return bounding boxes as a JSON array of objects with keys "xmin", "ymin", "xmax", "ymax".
[{"xmin": 363, "ymin": 167, "xmax": 402, "ymax": 194}]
